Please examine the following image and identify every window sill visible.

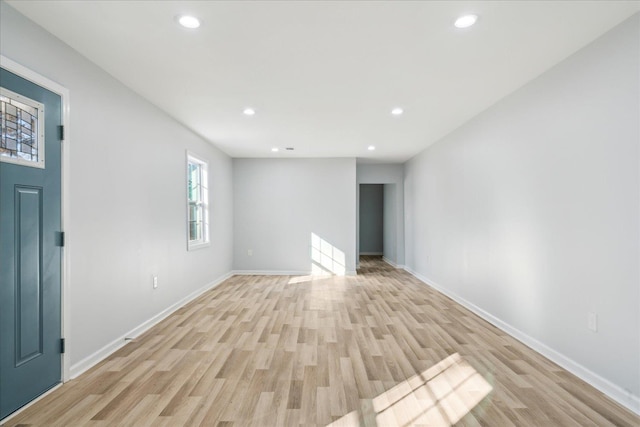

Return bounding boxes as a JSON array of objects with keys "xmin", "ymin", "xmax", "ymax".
[{"xmin": 188, "ymin": 241, "xmax": 210, "ymax": 251}]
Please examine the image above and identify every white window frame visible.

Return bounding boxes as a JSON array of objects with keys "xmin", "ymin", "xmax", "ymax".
[{"xmin": 186, "ymin": 151, "xmax": 210, "ymax": 250}]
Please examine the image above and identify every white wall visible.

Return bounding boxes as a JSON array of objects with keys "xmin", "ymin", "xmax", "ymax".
[
  {"xmin": 359, "ymin": 184, "xmax": 383, "ymax": 254},
  {"xmin": 383, "ymin": 184, "xmax": 397, "ymax": 263},
  {"xmin": 233, "ymin": 158, "xmax": 357, "ymax": 274},
  {"xmin": 357, "ymin": 164, "xmax": 404, "ymax": 266},
  {"xmin": 404, "ymin": 14, "xmax": 640, "ymax": 411},
  {"xmin": 1, "ymin": 2, "xmax": 234, "ymax": 373}
]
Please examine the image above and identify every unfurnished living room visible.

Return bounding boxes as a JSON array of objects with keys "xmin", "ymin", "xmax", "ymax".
[{"xmin": 0, "ymin": 1, "xmax": 639, "ymax": 426}]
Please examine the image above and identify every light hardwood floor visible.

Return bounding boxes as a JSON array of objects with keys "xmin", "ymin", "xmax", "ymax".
[{"xmin": 3, "ymin": 257, "xmax": 638, "ymax": 426}]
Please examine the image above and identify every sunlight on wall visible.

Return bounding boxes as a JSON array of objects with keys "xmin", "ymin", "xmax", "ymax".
[
  {"xmin": 311, "ymin": 233, "xmax": 346, "ymax": 276},
  {"xmin": 327, "ymin": 353, "xmax": 492, "ymax": 426}
]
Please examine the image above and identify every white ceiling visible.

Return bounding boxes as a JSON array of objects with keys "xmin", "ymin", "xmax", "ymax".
[{"xmin": 7, "ymin": 1, "xmax": 640, "ymax": 162}]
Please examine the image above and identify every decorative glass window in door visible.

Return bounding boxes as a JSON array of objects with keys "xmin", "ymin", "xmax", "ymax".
[{"xmin": 0, "ymin": 87, "xmax": 45, "ymax": 168}]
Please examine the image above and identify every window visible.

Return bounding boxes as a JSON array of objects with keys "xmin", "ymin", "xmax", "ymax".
[
  {"xmin": 0, "ymin": 87, "xmax": 45, "ymax": 168},
  {"xmin": 186, "ymin": 152, "xmax": 209, "ymax": 250}
]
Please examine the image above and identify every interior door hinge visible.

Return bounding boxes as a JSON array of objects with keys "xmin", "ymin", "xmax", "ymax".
[
  {"xmin": 60, "ymin": 338, "xmax": 66, "ymax": 354},
  {"xmin": 56, "ymin": 231, "xmax": 65, "ymax": 247},
  {"xmin": 58, "ymin": 125, "xmax": 64, "ymax": 141}
]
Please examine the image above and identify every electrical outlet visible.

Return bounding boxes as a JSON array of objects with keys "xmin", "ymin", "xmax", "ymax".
[
  {"xmin": 153, "ymin": 275, "xmax": 158, "ymax": 289},
  {"xmin": 247, "ymin": 249, "xmax": 253, "ymax": 256},
  {"xmin": 588, "ymin": 312, "xmax": 597, "ymax": 332}
]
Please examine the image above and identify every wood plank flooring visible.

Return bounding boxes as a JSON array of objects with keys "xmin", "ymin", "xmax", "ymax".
[{"xmin": 3, "ymin": 256, "xmax": 638, "ymax": 426}]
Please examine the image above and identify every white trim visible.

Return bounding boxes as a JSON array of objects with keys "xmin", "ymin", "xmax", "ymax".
[
  {"xmin": 70, "ymin": 271, "xmax": 232, "ymax": 379},
  {"xmin": 233, "ymin": 270, "xmax": 317, "ymax": 276},
  {"xmin": 403, "ymin": 266, "xmax": 640, "ymax": 416},
  {"xmin": 233, "ymin": 270, "xmax": 358, "ymax": 277},
  {"xmin": 382, "ymin": 257, "xmax": 396, "ymax": 267},
  {"xmin": 0, "ymin": 383, "xmax": 63, "ymax": 424},
  {"xmin": 359, "ymin": 251, "xmax": 383, "ymax": 256},
  {"xmin": 188, "ymin": 241, "xmax": 211, "ymax": 251},
  {"xmin": 0, "ymin": 55, "xmax": 72, "ymax": 382},
  {"xmin": 186, "ymin": 150, "xmax": 210, "ymax": 251}
]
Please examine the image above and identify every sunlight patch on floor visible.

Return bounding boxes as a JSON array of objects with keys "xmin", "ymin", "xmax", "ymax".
[{"xmin": 328, "ymin": 353, "xmax": 492, "ymax": 427}]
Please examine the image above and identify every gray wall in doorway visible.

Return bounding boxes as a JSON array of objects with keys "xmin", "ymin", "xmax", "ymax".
[
  {"xmin": 359, "ymin": 184, "xmax": 383, "ymax": 254},
  {"xmin": 356, "ymin": 164, "xmax": 404, "ymax": 266}
]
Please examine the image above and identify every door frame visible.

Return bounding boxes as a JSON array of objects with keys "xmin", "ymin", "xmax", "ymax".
[{"xmin": 1, "ymin": 55, "xmax": 71, "ymax": 382}]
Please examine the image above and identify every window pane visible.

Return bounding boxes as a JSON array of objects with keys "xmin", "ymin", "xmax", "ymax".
[
  {"xmin": 188, "ymin": 163, "xmax": 201, "ymax": 202},
  {"xmin": 0, "ymin": 88, "xmax": 43, "ymax": 167},
  {"xmin": 189, "ymin": 221, "xmax": 201, "ymax": 241},
  {"xmin": 189, "ymin": 204, "xmax": 200, "ymax": 222}
]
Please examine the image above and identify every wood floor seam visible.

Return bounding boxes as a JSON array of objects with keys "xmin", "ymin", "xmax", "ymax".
[{"xmin": 3, "ymin": 257, "xmax": 637, "ymax": 426}]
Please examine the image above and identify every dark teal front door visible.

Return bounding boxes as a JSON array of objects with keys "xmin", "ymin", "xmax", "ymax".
[{"xmin": 0, "ymin": 67, "xmax": 63, "ymax": 419}]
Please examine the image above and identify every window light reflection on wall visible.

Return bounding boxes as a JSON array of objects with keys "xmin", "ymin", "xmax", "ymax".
[{"xmin": 310, "ymin": 233, "xmax": 346, "ymax": 276}]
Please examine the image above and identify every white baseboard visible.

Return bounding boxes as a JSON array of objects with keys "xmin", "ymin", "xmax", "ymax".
[
  {"xmin": 402, "ymin": 266, "xmax": 640, "ymax": 416},
  {"xmin": 359, "ymin": 252, "xmax": 383, "ymax": 256},
  {"xmin": 69, "ymin": 271, "xmax": 233, "ymax": 379},
  {"xmin": 233, "ymin": 270, "xmax": 358, "ymax": 277},
  {"xmin": 382, "ymin": 257, "xmax": 398, "ymax": 268},
  {"xmin": 232, "ymin": 270, "xmax": 311, "ymax": 276}
]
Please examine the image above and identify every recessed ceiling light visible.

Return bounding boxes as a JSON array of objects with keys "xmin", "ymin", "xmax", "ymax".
[
  {"xmin": 178, "ymin": 15, "xmax": 200, "ymax": 29},
  {"xmin": 368, "ymin": 145, "xmax": 376, "ymax": 151},
  {"xmin": 454, "ymin": 14, "xmax": 478, "ymax": 29},
  {"xmin": 391, "ymin": 108, "xmax": 403, "ymax": 116},
  {"xmin": 243, "ymin": 108, "xmax": 256, "ymax": 116},
  {"xmin": 271, "ymin": 147, "xmax": 279, "ymax": 152}
]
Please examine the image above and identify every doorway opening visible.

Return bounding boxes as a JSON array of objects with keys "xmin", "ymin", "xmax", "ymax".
[{"xmin": 358, "ymin": 183, "xmax": 398, "ymax": 268}]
